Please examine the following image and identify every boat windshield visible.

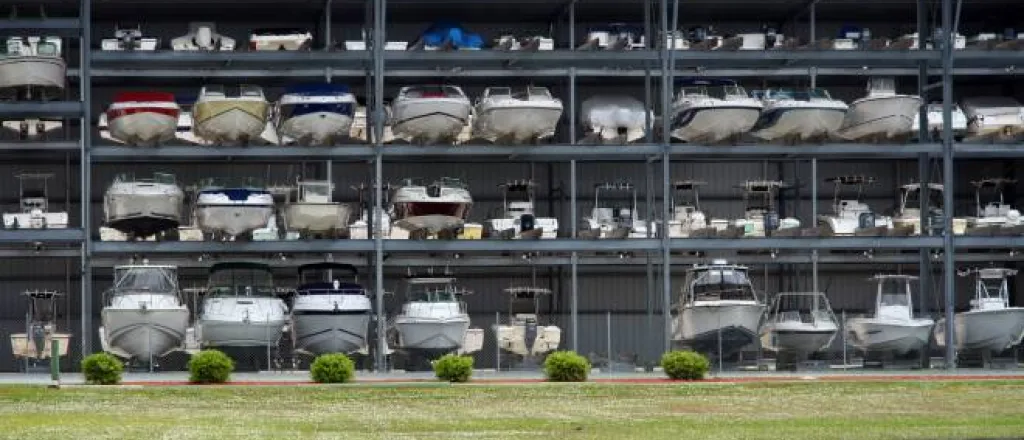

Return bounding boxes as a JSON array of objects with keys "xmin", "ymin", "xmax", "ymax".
[
  {"xmin": 877, "ymin": 278, "xmax": 909, "ymax": 307},
  {"xmin": 405, "ymin": 85, "xmax": 461, "ymax": 99},
  {"xmin": 208, "ymin": 267, "xmax": 275, "ymax": 297},
  {"xmin": 691, "ymin": 268, "xmax": 755, "ymax": 301},
  {"xmin": 202, "ymin": 85, "xmax": 226, "ymax": 97},
  {"xmin": 752, "ymin": 88, "xmax": 831, "ymax": 101},
  {"xmin": 867, "ymin": 77, "xmax": 897, "ymax": 94},
  {"xmin": 979, "ymin": 278, "xmax": 1004, "ymax": 300},
  {"xmin": 240, "ymin": 85, "xmax": 264, "ymax": 98},
  {"xmin": 680, "ymin": 85, "xmax": 747, "ymax": 100},
  {"xmin": 410, "ymin": 285, "xmax": 460, "ymax": 302},
  {"xmin": 299, "ymin": 181, "xmax": 332, "ymax": 203},
  {"xmin": 113, "ymin": 266, "xmax": 178, "ymax": 294},
  {"xmin": 437, "ymin": 177, "xmax": 468, "ymax": 189},
  {"xmin": 36, "ymin": 40, "xmax": 59, "ymax": 56}
]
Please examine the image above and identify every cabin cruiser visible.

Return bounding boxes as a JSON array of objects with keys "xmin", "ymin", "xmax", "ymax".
[
  {"xmin": 935, "ymin": 268, "xmax": 1024, "ymax": 354},
  {"xmin": 10, "ymin": 290, "xmax": 71, "ymax": 366},
  {"xmin": 249, "ymin": 28, "xmax": 313, "ymax": 51},
  {"xmin": 750, "ymin": 88, "xmax": 849, "ymax": 143},
  {"xmin": 493, "ymin": 35, "xmax": 554, "ymax": 51},
  {"xmin": 388, "ymin": 277, "xmax": 483, "ymax": 360},
  {"xmin": 275, "ymin": 83, "xmax": 357, "ymax": 146},
  {"xmin": 495, "ymin": 287, "xmax": 561, "ymax": 359},
  {"xmin": 669, "ymin": 78, "xmax": 763, "ymax": 144},
  {"xmin": 914, "ymin": 102, "xmax": 968, "ymax": 142},
  {"xmin": 171, "ymin": 22, "xmax": 236, "ymax": 51},
  {"xmin": 291, "ymin": 263, "xmax": 372, "ymax": 356},
  {"xmin": 2, "ymin": 173, "xmax": 68, "ymax": 229},
  {"xmin": 411, "ymin": 22, "xmax": 483, "ymax": 51},
  {"xmin": 837, "ymin": 77, "xmax": 922, "ymax": 142},
  {"xmin": 197, "ymin": 262, "xmax": 288, "ymax": 349},
  {"xmin": 580, "ymin": 95, "xmax": 651, "ymax": 143},
  {"xmin": 283, "ymin": 179, "xmax": 352, "ymax": 238},
  {"xmin": 672, "ymin": 260, "xmax": 766, "ymax": 358},
  {"xmin": 389, "ymin": 85, "xmax": 472, "ymax": 144},
  {"xmin": 818, "ymin": 176, "xmax": 902, "ymax": 237},
  {"xmin": 101, "ymin": 92, "xmax": 181, "ymax": 146},
  {"xmin": 893, "ymin": 183, "xmax": 967, "ymax": 236},
  {"xmin": 103, "ymin": 172, "xmax": 185, "ymax": 239},
  {"xmin": 484, "ymin": 180, "xmax": 557, "ymax": 239},
  {"xmin": 578, "ymin": 23, "xmax": 645, "ymax": 50},
  {"xmin": 661, "ymin": 181, "xmax": 722, "ymax": 238},
  {"xmin": 192, "ymin": 85, "xmax": 270, "ymax": 145},
  {"xmin": 723, "ymin": 181, "xmax": 800, "ymax": 238},
  {"xmin": 195, "ymin": 181, "xmax": 276, "ymax": 239},
  {"xmin": 965, "ymin": 179, "xmax": 1024, "ymax": 236},
  {"xmin": 99, "ymin": 264, "xmax": 190, "ymax": 364},
  {"xmin": 390, "ymin": 177, "xmax": 473, "ymax": 238},
  {"xmin": 472, "ymin": 86, "xmax": 563, "ymax": 144},
  {"xmin": 579, "ymin": 182, "xmax": 650, "ymax": 239},
  {"xmin": 846, "ymin": 275, "xmax": 934, "ymax": 356},
  {"xmin": 0, "ymin": 36, "xmax": 66, "ymax": 99},
  {"xmin": 960, "ymin": 96, "xmax": 1024, "ymax": 143},
  {"xmin": 100, "ymin": 25, "xmax": 160, "ymax": 51},
  {"xmin": 761, "ymin": 292, "xmax": 839, "ymax": 355}
]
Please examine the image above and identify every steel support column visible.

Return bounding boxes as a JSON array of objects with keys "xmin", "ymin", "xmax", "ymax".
[
  {"xmin": 660, "ymin": 0, "xmax": 675, "ymax": 354},
  {"xmin": 79, "ymin": 0, "xmax": 92, "ymax": 357},
  {"xmin": 917, "ymin": 0, "xmax": 932, "ymax": 318},
  {"xmin": 940, "ymin": 0, "xmax": 956, "ymax": 368},
  {"xmin": 372, "ymin": 0, "xmax": 387, "ymax": 371}
]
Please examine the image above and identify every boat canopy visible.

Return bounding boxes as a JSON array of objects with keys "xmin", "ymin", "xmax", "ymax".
[
  {"xmin": 298, "ymin": 263, "xmax": 360, "ymax": 290},
  {"xmin": 113, "ymin": 91, "xmax": 177, "ymax": 103},
  {"xmin": 405, "ymin": 277, "xmax": 470, "ymax": 302},
  {"xmin": 400, "ymin": 85, "xmax": 465, "ymax": 99},
  {"xmin": 112, "ymin": 265, "xmax": 179, "ymax": 294},
  {"xmin": 686, "ymin": 264, "xmax": 757, "ymax": 302},
  {"xmin": 208, "ymin": 262, "xmax": 275, "ymax": 297}
]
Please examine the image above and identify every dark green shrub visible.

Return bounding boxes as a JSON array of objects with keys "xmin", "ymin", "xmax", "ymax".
[
  {"xmin": 188, "ymin": 350, "xmax": 234, "ymax": 384},
  {"xmin": 310, "ymin": 353, "xmax": 355, "ymax": 384},
  {"xmin": 433, "ymin": 354, "xmax": 473, "ymax": 383},
  {"xmin": 543, "ymin": 351, "xmax": 590, "ymax": 382},
  {"xmin": 661, "ymin": 350, "xmax": 710, "ymax": 380},
  {"xmin": 81, "ymin": 352, "xmax": 124, "ymax": 385}
]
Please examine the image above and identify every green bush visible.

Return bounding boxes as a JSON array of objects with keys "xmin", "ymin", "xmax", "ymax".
[
  {"xmin": 543, "ymin": 351, "xmax": 590, "ymax": 382},
  {"xmin": 188, "ymin": 350, "xmax": 234, "ymax": 384},
  {"xmin": 310, "ymin": 353, "xmax": 355, "ymax": 384},
  {"xmin": 81, "ymin": 352, "xmax": 124, "ymax": 385},
  {"xmin": 433, "ymin": 354, "xmax": 473, "ymax": 383},
  {"xmin": 661, "ymin": 350, "xmax": 710, "ymax": 380}
]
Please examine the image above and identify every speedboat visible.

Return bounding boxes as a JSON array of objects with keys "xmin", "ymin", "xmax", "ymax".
[
  {"xmin": 914, "ymin": 102, "xmax": 968, "ymax": 141},
  {"xmin": 726, "ymin": 181, "xmax": 800, "ymax": 238},
  {"xmin": 494, "ymin": 287, "xmax": 561, "ymax": 358},
  {"xmin": 249, "ymin": 28, "xmax": 313, "ymax": 51},
  {"xmin": 671, "ymin": 260, "xmax": 766, "ymax": 358},
  {"xmin": 580, "ymin": 95, "xmax": 650, "ymax": 143},
  {"xmin": 579, "ymin": 182, "xmax": 649, "ymax": 239},
  {"xmin": 846, "ymin": 275, "xmax": 934, "ymax": 356},
  {"xmin": 935, "ymin": 268, "xmax": 1024, "ymax": 354},
  {"xmin": 275, "ymin": 83, "xmax": 357, "ymax": 146},
  {"xmin": 669, "ymin": 78, "xmax": 763, "ymax": 144},
  {"xmin": 411, "ymin": 22, "xmax": 483, "ymax": 51},
  {"xmin": 818, "ymin": 176, "xmax": 902, "ymax": 237},
  {"xmin": 10, "ymin": 290, "xmax": 71, "ymax": 365},
  {"xmin": 0, "ymin": 36, "xmax": 66, "ymax": 100},
  {"xmin": 197, "ymin": 262, "xmax": 288, "ymax": 348},
  {"xmin": 662, "ymin": 181, "xmax": 721, "ymax": 238},
  {"xmin": 391, "ymin": 177, "xmax": 473, "ymax": 237},
  {"xmin": 750, "ymin": 88, "xmax": 849, "ymax": 143},
  {"xmin": 195, "ymin": 182, "xmax": 276, "ymax": 239},
  {"xmin": 283, "ymin": 179, "xmax": 352, "ymax": 238},
  {"xmin": 171, "ymin": 22, "xmax": 236, "ymax": 51},
  {"xmin": 484, "ymin": 180, "xmax": 558, "ymax": 239},
  {"xmin": 493, "ymin": 35, "xmax": 553, "ymax": 51},
  {"xmin": 389, "ymin": 277, "xmax": 482, "ymax": 359},
  {"xmin": 965, "ymin": 178, "xmax": 1024, "ymax": 236},
  {"xmin": 472, "ymin": 86, "xmax": 563, "ymax": 144},
  {"xmin": 892, "ymin": 183, "xmax": 967, "ymax": 236},
  {"xmin": 101, "ymin": 92, "xmax": 181, "ymax": 146},
  {"xmin": 99, "ymin": 264, "xmax": 190, "ymax": 364},
  {"xmin": 291, "ymin": 263, "xmax": 372, "ymax": 356},
  {"xmin": 837, "ymin": 77, "xmax": 922, "ymax": 142},
  {"xmin": 100, "ymin": 25, "xmax": 159, "ymax": 50},
  {"xmin": 960, "ymin": 96, "xmax": 1024, "ymax": 143},
  {"xmin": 389, "ymin": 85, "xmax": 472, "ymax": 144},
  {"xmin": 104, "ymin": 172, "xmax": 184, "ymax": 239},
  {"xmin": 761, "ymin": 292, "xmax": 838, "ymax": 355},
  {"xmin": 2, "ymin": 173, "xmax": 68, "ymax": 229},
  {"xmin": 192, "ymin": 85, "xmax": 270, "ymax": 145},
  {"xmin": 578, "ymin": 24, "xmax": 645, "ymax": 50}
]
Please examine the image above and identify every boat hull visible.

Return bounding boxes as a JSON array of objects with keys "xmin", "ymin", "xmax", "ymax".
[
  {"xmin": 279, "ymin": 112, "xmax": 354, "ymax": 146},
  {"xmin": 935, "ymin": 308, "xmax": 1024, "ymax": 352},
  {"xmin": 196, "ymin": 205, "xmax": 275, "ymax": 237},
  {"xmin": 106, "ymin": 111, "xmax": 179, "ymax": 146},
  {"xmin": 199, "ymin": 319, "xmax": 285, "ymax": 348},
  {"xmin": 105, "ymin": 187, "xmax": 184, "ymax": 236},
  {"xmin": 838, "ymin": 95, "xmax": 923, "ymax": 141},
  {"xmin": 672, "ymin": 303, "xmax": 765, "ymax": 357},
  {"xmin": 752, "ymin": 107, "xmax": 848, "ymax": 141},
  {"xmin": 391, "ymin": 98, "xmax": 471, "ymax": 144},
  {"xmin": 671, "ymin": 106, "xmax": 762, "ymax": 143},
  {"xmin": 292, "ymin": 312, "xmax": 371, "ymax": 355},
  {"xmin": 761, "ymin": 325, "xmax": 838, "ymax": 353},
  {"xmin": 11, "ymin": 333, "xmax": 71, "ymax": 359},
  {"xmin": 495, "ymin": 324, "xmax": 561, "ymax": 357},
  {"xmin": 845, "ymin": 318, "xmax": 933, "ymax": 355},
  {"xmin": 283, "ymin": 203, "xmax": 351, "ymax": 233},
  {"xmin": 473, "ymin": 103, "xmax": 562, "ymax": 143},
  {"xmin": 101, "ymin": 308, "xmax": 190, "ymax": 360},
  {"xmin": 193, "ymin": 101, "xmax": 269, "ymax": 145},
  {"xmin": 394, "ymin": 316, "xmax": 470, "ymax": 352},
  {"xmin": 0, "ymin": 56, "xmax": 66, "ymax": 92}
]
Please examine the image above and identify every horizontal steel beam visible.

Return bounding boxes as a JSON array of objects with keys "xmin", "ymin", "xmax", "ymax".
[
  {"xmin": 0, "ymin": 229, "xmax": 84, "ymax": 243},
  {"xmin": 0, "ymin": 19, "xmax": 81, "ymax": 35},
  {"xmin": 0, "ymin": 141, "xmax": 79, "ymax": 151},
  {"xmin": 0, "ymin": 102, "xmax": 83, "ymax": 118},
  {"xmin": 668, "ymin": 143, "xmax": 942, "ymax": 159},
  {"xmin": 0, "ymin": 248, "xmax": 80, "ymax": 258},
  {"xmin": 954, "ymin": 144, "xmax": 1024, "ymax": 158},
  {"xmin": 91, "ymin": 50, "xmax": 370, "ymax": 67},
  {"xmin": 84, "ymin": 68, "xmax": 369, "ymax": 79},
  {"xmin": 92, "ymin": 240, "xmax": 376, "ymax": 254},
  {"xmin": 669, "ymin": 237, "xmax": 943, "ymax": 250},
  {"xmin": 90, "ymin": 145, "xmax": 376, "ymax": 162}
]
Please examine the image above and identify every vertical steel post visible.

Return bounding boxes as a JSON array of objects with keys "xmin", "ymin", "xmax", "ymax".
[
  {"xmin": 642, "ymin": 0, "xmax": 655, "ymax": 365},
  {"xmin": 568, "ymin": 0, "xmax": 578, "ymax": 352},
  {"xmin": 917, "ymin": 0, "xmax": 932, "ymax": 317},
  {"xmin": 79, "ymin": 0, "xmax": 92, "ymax": 357},
  {"xmin": 812, "ymin": 159, "xmax": 818, "ymax": 292},
  {"xmin": 660, "ymin": 0, "xmax": 674, "ymax": 354},
  {"xmin": 372, "ymin": 0, "xmax": 387, "ymax": 371},
  {"xmin": 940, "ymin": 0, "xmax": 956, "ymax": 368},
  {"xmin": 809, "ymin": 2, "xmax": 817, "ymax": 88}
]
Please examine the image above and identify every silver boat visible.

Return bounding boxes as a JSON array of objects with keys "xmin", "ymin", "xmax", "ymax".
[
  {"xmin": 197, "ymin": 262, "xmax": 288, "ymax": 348},
  {"xmin": 846, "ymin": 275, "xmax": 934, "ymax": 355},
  {"xmin": 935, "ymin": 268, "xmax": 1024, "ymax": 353},
  {"xmin": 99, "ymin": 264, "xmax": 190, "ymax": 363},
  {"xmin": 291, "ymin": 263, "xmax": 372, "ymax": 356},
  {"xmin": 390, "ymin": 277, "xmax": 472, "ymax": 356},
  {"xmin": 760, "ymin": 292, "xmax": 838, "ymax": 354},
  {"xmin": 104, "ymin": 173, "xmax": 185, "ymax": 238},
  {"xmin": 671, "ymin": 260, "xmax": 766, "ymax": 358},
  {"xmin": 283, "ymin": 180, "xmax": 352, "ymax": 236}
]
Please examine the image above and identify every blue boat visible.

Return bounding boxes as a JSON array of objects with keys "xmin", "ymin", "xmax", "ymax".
[
  {"xmin": 275, "ymin": 83, "xmax": 357, "ymax": 146},
  {"xmin": 417, "ymin": 21, "xmax": 483, "ymax": 50}
]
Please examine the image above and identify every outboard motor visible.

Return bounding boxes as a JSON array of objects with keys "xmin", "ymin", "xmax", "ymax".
[
  {"xmin": 688, "ymin": 26, "xmax": 709, "ymax": 44},
  {"xmin": 763, "ymin": 25, "xmax": 778, "ymax": 49},
  {"xmin": 30, "ymin": 324, "xmax": 46, "ymax": 358},
  {"xmin": 427, "ymin": 184, "xmax": 441, "ymax": 198},
  {"xmin": 928, "ymin": 209, "xmax": 945, "ymax": 235},
  {"xmin": 858, "ymin": 212, "xmax": 876, "ymax": 229},
  {"xmin": 523, "ymin": 317, "xmax": 539, "ymax": 352},
  {"xmin": 763, "ymin": 211, "xmax": 780, "ymax": 232},
  {"xmin": 519, "ymin": 213, "xmax": 536, "ymax": 232}
]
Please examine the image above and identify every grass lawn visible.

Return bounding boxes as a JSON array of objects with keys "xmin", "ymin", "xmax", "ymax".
[{"xmin": 0, "ymin": 381, "xmax": 1021, "ymax": 439}]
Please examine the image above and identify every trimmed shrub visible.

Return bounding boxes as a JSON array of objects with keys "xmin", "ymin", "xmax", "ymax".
[
  {"xmin": 543, "ymin": 351, "xmax": 590, "ymax": 382},
  {"xmin": 310, "ymin": 353, "xmax": 355, "ymax": 384},
  {"xmin": 433, "ymin": 354, "xmax": 473, "ymax": 383},
  {"xmin": 188, "ymin": 350, "xmax": 234, "ymax": 384},
  {"xmin": 661, "ymin": 350, "xmax": 710, "ymax": 380},
  {"xmin": 81, "ymin": 352, "xmax": 124, "ymax": 385}
]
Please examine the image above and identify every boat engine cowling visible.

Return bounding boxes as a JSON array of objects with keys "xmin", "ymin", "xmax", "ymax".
[
  {"xmin": 519, "ymin": 213, "xmax": 536, "ymax": 232},
  {"xmin": 858, "ymin": 212, "xmax": 876, "ymax": 229},
  {"xmin": 763, "ymin": 212, "xmax": 780, "ymax": 231}
]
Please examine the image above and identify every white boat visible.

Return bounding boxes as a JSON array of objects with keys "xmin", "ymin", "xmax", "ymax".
[
  {"xmin": 898, "ymin": 30, "xmax": 966, "ymax": 50},
  {"xmin": 343, "ymin": 29, "xmax": 408, "ymax": 51},
  {"xmin": 494, "ymin": 287, "xmax": 561, "ymax": 358},
  {"xmin": 10, "ymin": 290, "xmax": 71, "ymax": 363},
  {"xmin": 283, "ymin": 179, "xmax": 352, "ymax": 237},
  {"xmin": 0, "ymin": 36, "xmax": 66, "ymax": 99},
  {"xmin": 580, "ymin": 95, "xmax": 651, "ymax": 143},
  {"xmin": 349, "ymin": 183, "xmax": 400, "ymax": 239},
  {"xmin": 914, "ymin": 103, "xmax": 968, "ymax": 141},
  {"xmin": 389, "ymin": 85, "xmax": 472, "ymax": 144},
  {"xmin": 666, "ymin": 26, "xmax": 785, "ymax": 50},
  {"xmin": 291, "ymin": 263, "xmax": 372, "ymax": 356},
  {"xmin": 195, "ymin": 183, "xmax": 275, "ymax": 239},
  {"xmin": 750, "ymin": 88, "xmax": 848, "ymax": 143},
  {"xmin": 837, "ymin": 77, "xmax": 923, "ymax": 142},
  {"xmin": 484, "ymin": 180, "xmax": 558, "ymax": 239},
  {"xmin": 579, "ymin": 182, "xmax": 649, "ymax": 239},
  {"xmin": 104, "ymin": 172, "xmax": 184, "ymax": 239},
  {"xmin": 671, "ymin": 260, "xmax": 766, "ymax": 357},
  {"xmin": 100, "ymin": 26, "xmax": 159, "ymax": 51},
  {"xmin": 2, "ymin": 173, "xmax": 67, "ymax": 229},
  {"xmin": 0, "ymin": 118, "xmax": 61, "ymax": 141},
  {"xmin": 965, "ymin": 178, "xmax": 1024, "ymax": 236},
  {"xmin": 935, "ymin": 268, "xmax": 1024, "ymax": 354},
  {"xmin": 818, "ymin": 176, "xmax": 903, "ymax": 237},
  {"xmin": 472, "ymin": 86, "xmax": 562, "ymax": 144},
  {"xmin": 101, "ymin": 92, "xmax": 180, "ymax": 146},
  {"xmin": 669, "ymin": 78, "xmax": 763, "ymax": 144},
  {"xmin": 493, "ymin": 35, "xmax": 554, "ymax": 51},
  {"xmin": 727, "ymin": 181, "xmax": 800, "ymax": 238},
  {"xmin": 275, "ymin": 83, "xmax": 357, "ymax": 146},
  {"xmin": 892, "ymin": 183, "xmax": 967, "ymax": 236},
  {"xmin": 578, "ymin": 24, "xmax": 645, "ymax": 50},
  {"xmin": 960, "ymin": 96, "xmax": 1024, "ymax": 142},
  {"xmin": 662, "ymin": 181, "xmax": 721, "ymax": 238},
  {"xmin": 98, "ymin": 264, "xmax": 190, "ymax": 363},
  {"xmin": 391, "ymin": 177, "xmax": 473, "ymax": 236},
  {"xmin": 761, "ymin": 292, "xmax": 839, "ymax": 354},
  {"xmin": 968, "ymin": 31, "xmax": 1024, "ymax": 50},
  {"xmin": 390, "ymin": 277, "xmax": 483, "ymax": 357},
  {"xmin": 846, "ymin": 275, "xmax": 934, "ymax": 355},
  {"xmin": 171, "ymin": 22, "xmax": 236, "ymax": 51},
  {"xmin": 192, "ymin": 85, "xmax": 270, "ymax": 145},
  {"xmin": 197, "ymin": 262, "xmax": 288, "ymax": 348},
  {"xmin": 249, "ymin": 28, "xmax": 313, "ymax": 51}
]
